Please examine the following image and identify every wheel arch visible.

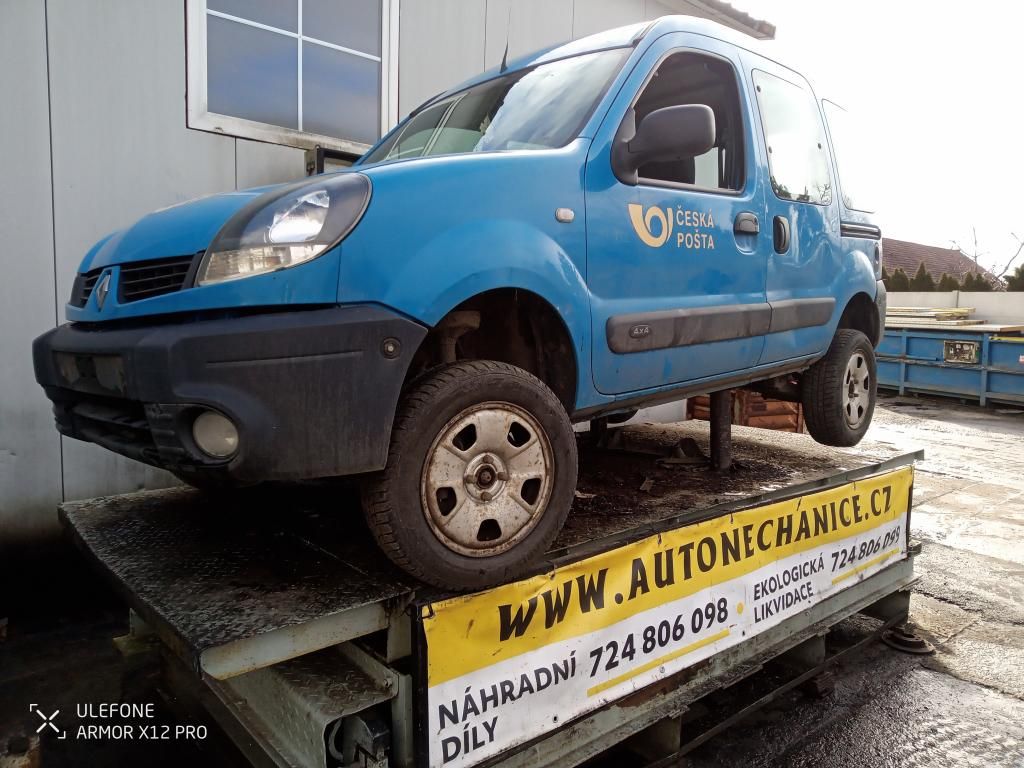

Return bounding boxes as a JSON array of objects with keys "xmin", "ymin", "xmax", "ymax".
[
  {"xmin": 407, "ymin": 288, "xmax": 580, "ymax": 412},
  {"xmin": 836, "ymin": 291, "xmax": 880, "ymax": 348}
]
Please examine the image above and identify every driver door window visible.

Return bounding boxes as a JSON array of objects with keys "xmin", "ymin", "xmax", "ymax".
[{"xmin": 634, "ymin": 52, "xmax": 745, "ymax": 193}]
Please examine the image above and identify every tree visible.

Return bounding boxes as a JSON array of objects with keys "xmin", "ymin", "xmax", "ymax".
[
  {"xmin": 952, "ymin": 226, "xmax": 1023, "ymax": 284},
  {"xmin": 881, "ymin": 266, "xmax": 891, "ymax": 285},
  {"xmin": 962, "ymin": 271, "xmax": 993, "ymax": 292},
  {"xmin": 1006, "ymin": 264, "xmax": 1024, "ymax": 291},
  {"xmin": 936, "ymin": 273, "xmax": 960, "ymax": 292},
  {"xmin": 953, "ymin": 227, "xmax": 988, "ymax": 276},
  {"xmin": 991, "ymin": 233, "xmax": 1024, "ymax": 282},
  {"xmin": 910, "ymin": 263, "xmax": 936, "ymax": 292},
  {"xmin": 888, "ymin": 267, "xmax": 911, "ymax": 292}
]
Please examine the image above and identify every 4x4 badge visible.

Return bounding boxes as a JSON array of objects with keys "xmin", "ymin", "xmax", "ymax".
[{"xmin": 95, "ymin": 272, "xmax": 111, "ymax": 309}]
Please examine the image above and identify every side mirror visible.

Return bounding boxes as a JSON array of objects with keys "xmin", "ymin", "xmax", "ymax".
[{"xmin": 612, "ymin": 104, "xmax": 716, "ymax": 185}]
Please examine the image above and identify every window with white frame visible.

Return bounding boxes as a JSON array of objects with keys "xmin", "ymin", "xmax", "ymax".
[{"xmin": 187, "ymin": 0, "xmax": 398, "ymax": 154}]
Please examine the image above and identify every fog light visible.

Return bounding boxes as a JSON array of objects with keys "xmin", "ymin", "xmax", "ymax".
[{"xmin": 192, "ymin": 411, "xmax": 239, "ymax": 458}]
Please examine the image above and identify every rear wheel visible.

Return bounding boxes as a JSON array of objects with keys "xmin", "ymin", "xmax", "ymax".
[
  {"xmin": 801, "ymin": 329, "xmax": 877, "ymax": 447},
  {"xmin": 362, "ymin": 360, "xmax": 577, "ymax": 590}
]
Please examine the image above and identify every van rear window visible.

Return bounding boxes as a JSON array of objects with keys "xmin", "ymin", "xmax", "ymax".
[
  {"xmin": 753, "ymin": 69, "xmax": 832, "ymax": 205},
  {"xmin": 822, "ymin": 100, "xmax": 875, "ymax": 213}
]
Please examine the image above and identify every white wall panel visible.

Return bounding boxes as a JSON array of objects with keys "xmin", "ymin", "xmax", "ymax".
[
  {"xmin": 235, "ymin": 139, "xmax": 306, "ymax": 189},
  {"xmin": 483, "ymin": 0, "xmax": 573, "ymax": 69},
  {"xmin": 397, "ymin": 0, "xmax": 486, "ymax": 117},
  {"xmin": 571, "ymin": 0, "xmax": 646, "ymax": 39},
  {"xmin": 645, "ymin": 0, "xmax": 677, "ymax": 18},
  {"xmin": 46, "ymin": 0, "xmax": 237, "ymax": 503},
  {"xmin": 0, "ymin": 0, "xmax": 64, "ymax": 549}
]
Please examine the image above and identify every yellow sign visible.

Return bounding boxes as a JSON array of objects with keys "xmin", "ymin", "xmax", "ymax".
[
  {"xmin": 424, "ymin": 466, "xmax": 912, "ymax": 687},
  {"xmin": 422, "ymin": 466, "xmax": 913, "ymax": 768}
]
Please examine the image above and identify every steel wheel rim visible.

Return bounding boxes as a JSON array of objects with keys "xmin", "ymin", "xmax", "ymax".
[
  {"xmin": 843, "ymin": 352, "xmax": 870, "ymax": 428},
  {"xmin": 421, "ymin": 401, "xmax": 555, "ymax": 557}
]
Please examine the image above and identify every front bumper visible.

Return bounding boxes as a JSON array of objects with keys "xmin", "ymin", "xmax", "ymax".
[{"xmin": 33, "ymin": 305, "xmax": 427, "ymax": 482}]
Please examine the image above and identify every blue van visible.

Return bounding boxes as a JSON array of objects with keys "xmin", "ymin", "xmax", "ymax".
[{"xmin": 34, "ymin": 17, "xmax": 884, "ymax": 589}]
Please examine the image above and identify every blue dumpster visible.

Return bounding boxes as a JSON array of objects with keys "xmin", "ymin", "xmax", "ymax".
[{"xmin": 877, "ymin": 324, "xmax": 1024, "ymax": 406}]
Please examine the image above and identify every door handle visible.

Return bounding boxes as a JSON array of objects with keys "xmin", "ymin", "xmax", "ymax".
[
  {"xmin": 733, "ymin": 211, "xmax": 759, "ymax": 235},
  {"xmin": 773, "ymin": 215, "xmax": 790, "ymax": 253}
]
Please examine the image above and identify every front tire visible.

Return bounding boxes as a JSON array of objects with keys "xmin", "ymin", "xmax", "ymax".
[
  {"xmin": 362, "ymin": 361, "xmax": 578, "ymax": 590},
  {"xmin": 802, "ymin": 329, "xmax": 877, "ymax": 447}
]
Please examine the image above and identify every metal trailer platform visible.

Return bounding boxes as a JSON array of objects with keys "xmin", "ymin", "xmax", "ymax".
[
  {"xmin": 878, "ymin": 323, "xmax": 1024, "ymax": 406},
  {"xmin": 59, "ymin": 422, "xmax": 922, "ymax": 768}
]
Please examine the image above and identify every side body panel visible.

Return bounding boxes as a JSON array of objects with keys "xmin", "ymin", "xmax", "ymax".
[
  {"xmin": 819, "ymin": 100, "xmax": 885, "ymax": 332},
  {"xmin": 584, "ymin": 32, "xmax": 770, "ymax": 396},
  {"xmin": 335, "ymin": 144, "xmax": 601, "ymax": 408},
  {"xmin": 741, "ymin": 52, "xmax": 877, "ymax": 365}
]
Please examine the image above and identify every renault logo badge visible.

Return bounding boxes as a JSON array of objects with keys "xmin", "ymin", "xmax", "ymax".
[{"xmin": 95, "ymin": 272, "xmax": 111, "ymax": 309}]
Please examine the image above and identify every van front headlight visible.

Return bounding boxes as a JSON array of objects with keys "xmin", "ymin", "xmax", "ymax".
[{"xmin": 197, "ymin": 173, "xmax": 371, "ymax": 286}]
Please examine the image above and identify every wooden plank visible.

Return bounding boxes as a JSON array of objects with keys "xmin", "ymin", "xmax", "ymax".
[
  {"xmin": 885, "ymin": 318, "xmax": 978, "ymax": 327},
  {"xmin": 884, "ymin": 321, "xmax": 1024, "ymax": 333},
  {"xmin": 888, "ymin": 306, "xmax": 975, "ymax": 315},
  {"xmin": 748, "ymin": 415, "xmax": 800, "ymax": 431}
]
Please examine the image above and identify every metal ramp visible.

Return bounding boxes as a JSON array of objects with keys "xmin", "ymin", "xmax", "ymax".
[
  {"xmin": 61, "ymin": 485, "xmax": 417, "ymax": 681},
  {"xmin": 59, "ymin": 424, "xmax": 923, "ymax": 768}
]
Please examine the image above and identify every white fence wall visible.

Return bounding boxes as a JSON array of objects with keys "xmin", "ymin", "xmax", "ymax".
[{"xmin": 889, "ymin": 292, "xmax": 1024, "ymax": 325}]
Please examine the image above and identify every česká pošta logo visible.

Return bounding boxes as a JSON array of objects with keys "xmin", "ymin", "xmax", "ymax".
[{"xmin": 628, "ymin": 203, "xmax": 716, "ymax": 250}]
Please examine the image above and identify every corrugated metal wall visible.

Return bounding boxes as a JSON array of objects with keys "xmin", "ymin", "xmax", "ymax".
[
  {"xmin": 397, "ymin": 0, "xmax": 689, "ymax": 116},
  {"xmin": 0, "ymin": 0, "xmax": 758, "ymax": 548}
]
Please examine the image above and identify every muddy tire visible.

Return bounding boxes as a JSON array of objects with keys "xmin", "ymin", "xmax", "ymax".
[
  {"xmin": 801, "ymin": 329, "xmax": 877, "ymax": 447},
  {"xmin": 362, "ymin": 361, "xmax": 577, "ymax": 590}
]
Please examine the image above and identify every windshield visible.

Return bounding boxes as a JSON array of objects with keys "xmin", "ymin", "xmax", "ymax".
[{"xmin": 363, "ymin": 48, "xmax": 628, "ymax": 164}]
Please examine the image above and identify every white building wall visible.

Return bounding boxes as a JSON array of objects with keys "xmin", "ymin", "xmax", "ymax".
[
  {"xmin": 396, "ymin": 0, "xmax": 746, "ymax": 116},
  {"xmin": 0, "ymin": 0, "xmax": 63, "ymax": 549},
  {"xmin": 0, "ymin": 0, "xmax": 765, "ymax": 548}
]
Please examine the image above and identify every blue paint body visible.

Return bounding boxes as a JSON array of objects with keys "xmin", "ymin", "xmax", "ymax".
[{"xmin": 63, "ymin": 17, "xmax": 881, "ymax": 415}]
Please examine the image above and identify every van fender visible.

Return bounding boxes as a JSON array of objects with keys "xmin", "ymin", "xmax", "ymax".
[
  {"xmin": 377, "ymin": 218, "xmax": 593, "ymax": 397},
  {"xmin": 831, "ymin": 247, "xmax": 879, "ymax": 321}
]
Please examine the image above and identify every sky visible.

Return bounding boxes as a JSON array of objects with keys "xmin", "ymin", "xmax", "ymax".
[{"xmin": 731, "ymin": 0, "xmax": 1024, "ymax": 277}]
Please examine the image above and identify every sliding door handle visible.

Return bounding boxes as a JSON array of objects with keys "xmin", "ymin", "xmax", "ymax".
[
  {"xmin": 773, "ymin": 215, "xmax": 791, "ymax": 253},
  {"xmin": 733, "ymin": 211, "xmax": 760, "ymax": 235}
]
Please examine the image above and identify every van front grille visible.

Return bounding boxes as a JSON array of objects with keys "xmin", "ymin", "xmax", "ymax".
[
  {"xmin": 69, "ymin": 254, "xmax": 198, "ymax": 308},
  {"xmin": 118, "ymin": 255, "xmax": 196, "ymax": 303},
  {"xmin": 70, "ymin": 269, "xmax": 103, "ymax": 308}
]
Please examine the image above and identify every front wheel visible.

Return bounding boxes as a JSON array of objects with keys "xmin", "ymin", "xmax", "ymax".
[
  {"xmin": 801, "ymin": 329, "xmax": 877, "ymax": 447},
  {"xmin": 362, "ymin": 361, "xmax": 578, "ymax": 590}
]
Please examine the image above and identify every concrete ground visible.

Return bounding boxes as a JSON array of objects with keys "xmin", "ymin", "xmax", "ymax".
[{"xmin": 2, "ymin": 393, "xmax": 1023, "ymax": 766}]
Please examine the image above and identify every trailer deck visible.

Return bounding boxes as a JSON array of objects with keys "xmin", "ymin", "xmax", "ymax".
[{"xmin": 59, "ymin": 422, "xmax": 922, "ymax": 768}]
